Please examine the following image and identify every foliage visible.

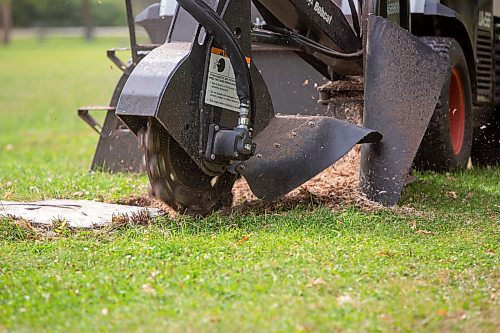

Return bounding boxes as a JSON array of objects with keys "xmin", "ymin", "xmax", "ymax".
[
  {"xmin": 0, "ymin": 37, "xmax": 144, "ymax": 202},
  {"xmin": 0, "ymin": 219, "xmax": 35, "ymax": 241},
  {"xmin": 11, "ymin": 0, "xmax": 159, "ymax": 27}
]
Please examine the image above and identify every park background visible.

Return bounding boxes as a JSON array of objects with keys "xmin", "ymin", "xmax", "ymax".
[
  {"xmin": 0, "ymin": 0, "xmax": 159, "ymax": 43},
  {"xmin": 0, "ymin": 1, "xmax": 498, "ymax": 332}
]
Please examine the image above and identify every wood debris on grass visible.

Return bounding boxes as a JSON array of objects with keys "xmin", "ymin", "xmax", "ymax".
[
  {"xmin": 115, "ymin": 196, "xmax": 177, "ymax": 217},
  {"xmin": 117, "ymin": 146, "xmax": 431, "ymax": 218},
  {"xmin": 109, "ymin": 209, "xmax": 155, "ymax": 229},
  {"xmin": 230, "ymin": 147, "xmax": 388, "ymax": 215},
  {"xmin": 111, "ymin": 110, "xmax": 431, "ymax": 218},
  {"xmin": 2, "ymin": 214, "xmax": 54, "ymax": 239},
  {"xmin": 117, "ymin": 149, "xmax": 378, "ymax": 215},
  {"xmin": 5, "ymin": 215, "xmax": 40, "ymax": 236}
]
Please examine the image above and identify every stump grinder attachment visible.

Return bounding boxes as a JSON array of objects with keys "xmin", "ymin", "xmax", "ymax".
[{"xmin": 86, "ymin": 0, "xmax": 449, "ymax": 216}]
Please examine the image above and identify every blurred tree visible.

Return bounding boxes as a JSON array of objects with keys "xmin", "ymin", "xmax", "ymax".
[
  {"xmin": 11, "ymin": 0, "xmax": 129, "ymax": 28},
  {"xmin": 82, "ymin": 0, "xmax": 94, "ymax": 41},
  {"xmin": 0, "ymin": 0, "xmax": 12, "ymax": 45}
]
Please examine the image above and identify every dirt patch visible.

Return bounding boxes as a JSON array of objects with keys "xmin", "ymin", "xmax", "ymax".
[
  {"xmin": 115, "ymin": 102, "xmax": 430, "ymax": 218},
  {"xmin": 117, "ymin": 146, "xmax": 401, "ymax": 217},
  {"xmin": 228, "ymin": 146, "xmax": 386, "ymax": 215},
  {"xmin": 115, "ymin": 195, "xmax": 177, "ymax": 216},
  {"xmin": 113, "ymin": 98, "xmax": 391, "ymax": 216},
  {"xmin": 231, "ymin": 149, "xmax": 367, "ymax": 207}
]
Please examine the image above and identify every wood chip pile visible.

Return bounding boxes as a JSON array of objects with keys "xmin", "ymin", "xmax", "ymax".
[
  {"xmin": 230, "ymin": 146, "xmax": 385, "ymax": 214},
  {"xmin": 119, "ymin": 105, "xmax": 393, "ymax": 216}
]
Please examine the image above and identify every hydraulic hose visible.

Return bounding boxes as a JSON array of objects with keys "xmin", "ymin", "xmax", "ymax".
[
  {"xmin": 176, "ymin": 0, "xmax": 252, "ymax": 109},
  {"xmin": 256, "ymin": 24, "xmax": 363, "ymax": 60}
]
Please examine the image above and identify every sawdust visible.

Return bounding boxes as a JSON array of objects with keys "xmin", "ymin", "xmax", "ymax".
[
  {"xmin": 116, "ymin": 195, "xmax": 177, "ymax": 216},
  {"xmin": 229, "ymin": 146, "xmax": 386, "ymax": 215},
  {"xmin": 115, "ymin": 103, "xmax": 428, "ymax": 218},
  {"xmin": 117, "ymin": 146, "xmax": 395, "ymax": 217},
  {"xmin": 228, "ymin": 103, "xmax": 382, "ymax": 214}
]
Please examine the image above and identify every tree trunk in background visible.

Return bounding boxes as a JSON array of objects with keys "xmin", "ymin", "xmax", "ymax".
[
  {"xmin": 1, "ymin": 1, "xmax": 12, "ymax": 45},
  {"xmin": 82, "ymin": 0, "xmax": 94, "ymax": 41}
]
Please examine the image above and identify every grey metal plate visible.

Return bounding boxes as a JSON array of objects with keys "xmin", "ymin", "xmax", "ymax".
[
  {"xmin": 360, "ymin": 15, "xmax": 449, "ymax": 205},
  {"xmin": 252, "ymin": 50, "xmax": 328, "ymax": 116},
  {"xmin": 239, "ymin": 115, "xmax": 382, "ymax": 201},
  {"xmin": 90, "ymin": 73, "xmax": 145, "ymax": 173}
]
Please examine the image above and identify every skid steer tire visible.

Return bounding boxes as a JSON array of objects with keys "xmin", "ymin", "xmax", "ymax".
[
  {"xmin": 471, "ymin": 113, "xmax": 500, "ymax": 167},
  {"xmin": 414, "ymin": 37, "xmax": 473, "ymax": 172},
  {"xmin": 142, "ymin": 120, "xmax": 236, "ymax": 217}
]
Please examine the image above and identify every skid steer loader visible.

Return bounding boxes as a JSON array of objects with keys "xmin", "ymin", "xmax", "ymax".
[{"xmin": 80, "ymin": 0, "xmax": 500, "ymax": 216}]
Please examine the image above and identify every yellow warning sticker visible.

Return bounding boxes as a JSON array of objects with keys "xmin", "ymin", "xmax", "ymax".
[{"xmin": 204, "ymin": 48, "xmax": 251, "ymax": 112}]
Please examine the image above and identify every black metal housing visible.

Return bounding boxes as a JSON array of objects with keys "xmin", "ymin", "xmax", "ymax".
[{"xmin": 81, "ymin": 0, "xmax": 500, "ymax": 208}]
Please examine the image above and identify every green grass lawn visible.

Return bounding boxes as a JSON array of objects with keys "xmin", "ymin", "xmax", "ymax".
[
  {"xmin": 0, "ymin": 37, "xmax": 147, "ymax": 202},
  {"xmin": 0, "ymin": 38, "xmax": 499, "ymax": 332}
]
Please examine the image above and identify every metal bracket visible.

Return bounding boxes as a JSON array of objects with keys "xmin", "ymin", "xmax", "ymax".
[
  {"xmin": 107, "ymin": 48, "xmax": 130, "ymax": 74},
  {"xmin": 107, "ymin": 46, "xmax": 161, "ymax": 75},
  {"xmin": 77, "ymin": 106, "xmax": 116, "ymax": 135}
]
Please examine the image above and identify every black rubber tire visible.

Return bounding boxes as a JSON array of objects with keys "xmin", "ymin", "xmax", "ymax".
[
  {"xmin": 143, "ymin": 120, "xmax": 236, "ymax": 217},
  {"xmin": 414, "ymin": 37, "xmax": 473, "ymax": 172},
  {"xmin": 471, "ymin": 112, "xmax": 500, "ymax": 166}
]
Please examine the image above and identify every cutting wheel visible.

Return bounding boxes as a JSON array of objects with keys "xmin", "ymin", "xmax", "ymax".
[{"xmin": 141, "ymin": 120, "xmax": 237, "ymax": 217}]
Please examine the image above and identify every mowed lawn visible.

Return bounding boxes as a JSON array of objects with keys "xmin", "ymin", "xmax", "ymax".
[{"xmin": 0, "ymin": 38, "xmax": 499, "ymax": 332}]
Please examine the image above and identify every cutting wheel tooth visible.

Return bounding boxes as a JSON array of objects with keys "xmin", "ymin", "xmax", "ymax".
[
  {"xmin": 137, "ymin": 127, "xmax": 147, "ymax": 149},
  {"xmin": 152, "ymin": 183, "xmax": 164, "ymax": 200},
  {"xmin": 140, "ymin": 154, "xmax": 147, "ymax": 172},
  {"xmin": 210, "ymin": 176, "xmax": 219, "ymax": 187},
  {"xmin": 148, "ymin": 155, "xmax": 160, "ymax": 178}
]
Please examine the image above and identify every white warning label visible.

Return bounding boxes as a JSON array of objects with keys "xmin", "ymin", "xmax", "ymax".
[{"xmin": 205, "ymin": 48, "xmax": 250, "ymax": 113}]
